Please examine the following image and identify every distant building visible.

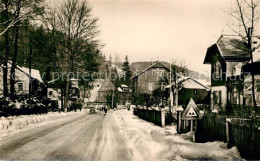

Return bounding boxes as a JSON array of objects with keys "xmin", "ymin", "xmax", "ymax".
[
  {"xmin": 204, "ymin": 35, "xmax": 251, "ymax": 112},
  {"xmin": 242, "ymin": 62, "xmax": 260, "ymax": 106},
  {"xmin": 131, "ymin": 61, "xmax": 170, "ymax": 94},
  {"xmin": 0, "ymin": 61, "xmax": 44, "ymax": 97},
  {"xmin": 117, "ymin": 84, "xmax": 132, "ymax": 105},
  {"xmin": 96, "ymin": 79, "xmax": 116, "ymax": 103},
  {"xmin": 166, "ymin": 77, "xmax": 210, "ymax": 106}
]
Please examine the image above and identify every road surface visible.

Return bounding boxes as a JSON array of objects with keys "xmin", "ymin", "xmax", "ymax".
[{"xmin": 0, "ymin": 111, "xmax": 132, "ymax": 161}]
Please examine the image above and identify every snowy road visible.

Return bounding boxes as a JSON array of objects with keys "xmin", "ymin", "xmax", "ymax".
[
  {"xmin": 0, "ymin": 112, "xmax": 132, "ymax": 161},
  {"xmin": 0, "ymin": 109, "xmax": 243, "ymax": 161}
]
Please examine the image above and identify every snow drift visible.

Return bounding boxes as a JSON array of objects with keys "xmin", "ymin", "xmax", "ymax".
[{"xmin": 113, "ymin": 109, "xmax": 243, "ymax": 161}]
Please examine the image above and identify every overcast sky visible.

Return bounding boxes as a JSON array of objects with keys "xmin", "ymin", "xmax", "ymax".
[{"xmin": 48, "ymin": 0, "xmax": 250, "ymax": 73}]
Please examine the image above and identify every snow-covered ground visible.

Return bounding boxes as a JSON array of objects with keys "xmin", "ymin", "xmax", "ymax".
[
  {"xmin": 113, "ymin": 109, "xmax": 243, "ymax": 161},
  {"xmin": 0, "ymin": 110, "xmax": 87, "ymax": 138}
]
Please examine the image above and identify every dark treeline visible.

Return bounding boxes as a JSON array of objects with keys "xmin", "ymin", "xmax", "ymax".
[{"xmin": 0, "ymin": 0, "xmax": 105, "ymax": 112}]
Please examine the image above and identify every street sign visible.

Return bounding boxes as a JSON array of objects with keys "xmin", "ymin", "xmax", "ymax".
[
  {"xmin": 186, "ymin": 108, "xmax": 197, "ymax": 117},
  {"xmin": 181, "ymin": 98, "xmax": 202, "ymax": 120}
]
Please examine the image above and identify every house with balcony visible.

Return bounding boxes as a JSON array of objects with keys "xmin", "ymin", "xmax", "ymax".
[{"xmin": 204, "ymin": 35, "xmax": 251, "ymax": 112}]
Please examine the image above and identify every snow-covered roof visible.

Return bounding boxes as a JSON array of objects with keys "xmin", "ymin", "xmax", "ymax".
[
  {"xmin": 181, "ymin": 78, "xmax": 208, "ymax": 89},
  {"xmin": 121, "ymin": 84, "xmax": 128, "ymax": 88},
  {"xmin": 131, "ymin": 61, "xmax": 169, "ymax": 79},
  {"xmin": 20, "ymin": 67, "xmax": 43, "ymax": 82},
  {"xmin": 165, "ymin": 77, "xmax": 209, "ymax": 90},
  {"xmin": 86, "ymin": 81, "xmax": 103, "ymax": 102},
  {"xmin": 2, "ymin": 61, "xmax": 43, "ymax": 83},
  {"xmin": 117, "ymin": 87, "xmax": 123, "ymax": 92}
]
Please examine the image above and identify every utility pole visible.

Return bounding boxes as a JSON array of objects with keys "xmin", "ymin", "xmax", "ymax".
[
  {"xmin": 248, "ymin": 27, "xmax": 257, "ymax": 114},
  {"xmin": 29, "ymin": 47, "xmax": 32, "ymax": 100},
  {"xmin": 112, "ymin": 88, "xmax": 114, "ymax": 109},
  {"xmin": 169, "ymin": 62, "xmax": 172, "ymax": 113},
  {"xmin": 175, "ymin": 70, "xmax": 178, "ymax": 107}
]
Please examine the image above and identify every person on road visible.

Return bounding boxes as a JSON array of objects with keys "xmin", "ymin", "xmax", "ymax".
[{"xmin": 104, "ymin": 106, "xmax": 107, "ymax": 113}]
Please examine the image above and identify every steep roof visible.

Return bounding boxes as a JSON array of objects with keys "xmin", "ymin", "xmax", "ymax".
[
  {"xmin": 98, "ymin": 79, "xmax": 115, "ymax": 92},
  {"xmin": 1, "ymin": 61, "xmax": 43, "ymax": 82},
  {"xmin": 165, "ymin": 77, "xmax": 209, "ymax": 90},
  {"xmin": 131, "ymin": 61, "xmax": 170, "ymax": 79},
  {"xmin": 19, "ymin": 67, "xmax": 43, "ymax": 82},
  {"xmin": 204, "ymin": 35, "xmax": 251, "ymax": 64},
  {"xmin": 180, "ymin": 77, "xmax": 209, "ymax": 90}
]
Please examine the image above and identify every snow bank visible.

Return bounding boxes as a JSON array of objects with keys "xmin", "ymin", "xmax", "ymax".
[
  {"xmin": 0, "ymin": 110, "xmax": 86, "ymax": 137},
  {"xmin": 113, "ymin": 109, "xmax": 243, "ymax": 161}
]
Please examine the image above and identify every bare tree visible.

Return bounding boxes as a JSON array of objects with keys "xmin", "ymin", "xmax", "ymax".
[
  {"xmin": 56, "ymin": 0, "xmax": 100, "ymax": 112},
  {"xmin": 8, "ymin": 0, "xmax": 45, "ymax": 98},
  {"xmin": 1, "ymin": 0, "xmax": 12, "ymax": 97},
  {"xmin": 228, "ymin": 0, "xmax": 260, "ymax": 113}
]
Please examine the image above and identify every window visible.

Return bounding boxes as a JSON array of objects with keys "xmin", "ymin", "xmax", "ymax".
[
  {"xmin": 148, "ymin": 83, "xmax": 153, "ymax": 91},
  {"xmin": 18, "ymin": 83, "xmax": 23, "ymax": 91},
  {"xmin": 159, "ymin": 70, "xmax": 164, "ymax": 76},
  {"xmin": 213, "ymin": 91, "xmax": 222, "ymax": 105},
  {"xmin": 194, "ymin": 89, "xmax": 197, "ymax": 95},
  {"xmin": 218, "ymin": 91, "xmax": 222, "ymax": 105},
  {"xmin": 215, "ymin": 61, "xmax": 221, "ymax": 79},
  {"xmin": 152, "ymin": 70, "xmax": 156, "ymax": 75},
  {"xmin": 234, "ymin": 63, "xmax": 242, "ymax": 76}
]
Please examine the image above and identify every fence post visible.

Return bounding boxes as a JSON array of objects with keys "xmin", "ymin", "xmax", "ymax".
[
  {"xmin": 154, "ymin": 110, "xmax": 156, "ymax": 123},
  {"xmin": 161, "ymin": 109, "xmax": 165, "ymax": 127},
  {"xmin": 226, "ymin": 118, "xmax": 230, "ymax": 148}
]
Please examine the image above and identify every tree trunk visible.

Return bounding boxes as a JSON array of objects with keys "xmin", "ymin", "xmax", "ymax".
[
  {"xmin": 63, "ymin": 78, "xmax": 69, "ymax": 112},
  {"xmin": 3, "ymin": 0, "xmax": 10, "ymax": 98},
  {"xmin": 10, "ymin": 0, "xmax": 21, "ymax": 99},
  {"xmin": 248, "ymin": 28, "xmax": 257, "ymax": 114},
  {"xmin": 252, "ymin": 73, "xmax": 257, "ymax": 113},
  {"xmin": 29, "ymin": 47, "xmax": 32, "ymax": 99}
]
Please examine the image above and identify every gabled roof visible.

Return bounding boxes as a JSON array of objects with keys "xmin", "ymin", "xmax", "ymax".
[
  {"xmin": 180, "ymin": 77, "xmax": 209, "ymax": 90},
  {"xmin": 131, "ymin": 61, "xmax": 170, "ymax": 79},
  {"xmin": 204, "ymin": 35, "xmax": 251, "ymax": 64},
  {"xmin": 165, "ymin": 77, "xmax": 209, "ymax": 90},
  {"xmin": 98, "ymin": 79, "xmax": 115, "ymax": 92},
  {"xmin": 1, "ymin": 61, "xmax": 43, "ymax": 82},
  {"xmin": 19, "ymin": 67, "xmax": 43, "ymax": 82}
]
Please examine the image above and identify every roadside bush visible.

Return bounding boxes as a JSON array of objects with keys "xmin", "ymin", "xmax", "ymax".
[
  {"xmin": 69, "ymin": 102, "xmax": 82, "ymax": 112},
  {"xmin": 0, "ymin": 96, "xmax": 49, "ymax": 116}
]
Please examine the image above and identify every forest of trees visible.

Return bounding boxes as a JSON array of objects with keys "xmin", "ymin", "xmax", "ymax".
[{"xmin": 0, "ymin": 0, "xmax": 104, "ymax": 112}]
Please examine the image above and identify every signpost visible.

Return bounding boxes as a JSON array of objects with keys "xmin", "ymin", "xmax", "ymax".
[{"xmin": 181, "ymin": 98, "xmax": 202, "ymax": 141}]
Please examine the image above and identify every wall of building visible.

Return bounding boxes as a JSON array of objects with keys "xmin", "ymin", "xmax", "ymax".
[
  {"xmin": 0, "ymin": 67, "xmax": 30, "ymax": 95},
  {"xmin": 211, "ymin": 86, "xmax": 227, "ymax": 111},
  {"xmin": 178, "ymin": 88, "xmax": 209, "ymax": 106},
  {"xmin": 226, "ymin": 62, "xmax": 246, "ymax": 77},
  {"xmin": 211, "ymin": 50, "xmax": 226, "ymax": 87},
  {"xmin": 137, "ymin": 67, "xmax": 169, "ymax": 93}
]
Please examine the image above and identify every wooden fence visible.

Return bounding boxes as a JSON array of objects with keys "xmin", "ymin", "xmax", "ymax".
[
  {"xmin": 133, "ymin": 108, "xmax": 167, "ymax": 127},
  {"xmin": 195, "ymin": 115, "xmax": 260, "ymax": 159}
]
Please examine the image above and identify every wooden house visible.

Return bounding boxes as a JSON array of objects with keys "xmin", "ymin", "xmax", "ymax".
[
  {"xmin": 131, "ymin": 61, "xmax": 170, "ymax": 94},
  {"xmin": 204, "ymin": 35, "xmax": 251, "ymax": 112},
  {"xmin": 0, "ymin": 61, "xmax": 44, "ymax": 98},
  {"xmin": 166, "ymin": 77, "xmax": 210, "ymax": 106},
  {"xmin": 96, "ymin": 79, "xmax": 116, "ymax": 103}
]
